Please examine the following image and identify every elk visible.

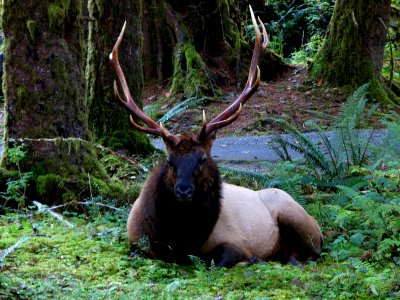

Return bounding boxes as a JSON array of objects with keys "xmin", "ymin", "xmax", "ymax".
[{"xmin": 110, "ymin": 7, "xmax": 323, "ymax": 268}]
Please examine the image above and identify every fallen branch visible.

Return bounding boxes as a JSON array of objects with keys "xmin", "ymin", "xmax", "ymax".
[
  {"xmin": 0, "ymin": 214, "xmax": 48, "ymax": 268},
  {"xmin": 49, "ymin": 201, "xmax": 127, "ymax": 214},
  {"xmin": 79, "ymin": 201, "xmax": 127, "ymax": 213},
  {"xmin": 33, "ymin": 201, "xmax": 75, "ymax": 228},
  {"xmin": 0, "ymin": 234, "xmax": 35, "ymax": 266}
]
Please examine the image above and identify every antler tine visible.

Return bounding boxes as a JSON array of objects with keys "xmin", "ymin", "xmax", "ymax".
[
  {"xmin": 199, "ymin": 6, "xmax": 268, "ymax": 139},
  {"xmin": 112, "ymin": 81, "xmax": 160, "ymax": 135},
  {"xmin": 110, "ymin": 21, "xmax": 167, "ymax": 137}
]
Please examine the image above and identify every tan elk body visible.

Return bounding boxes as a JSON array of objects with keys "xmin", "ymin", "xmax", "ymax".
[{"xmin": 111, "ymin": 7, "xmax": 323, "ymax": 267}]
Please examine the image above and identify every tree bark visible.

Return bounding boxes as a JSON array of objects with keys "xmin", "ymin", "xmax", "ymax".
[
  {"xmin": 0, "ymin": 0, "xmax": 105, "ymax": 178},
  {"xmin": 2, "ymin": 0, "xmax": 87, "ymax": 139},
  {"xmin": 144, "ymin": 0, "xmax": 289, "ymax": 98},
  {"xmin": 309, "ymin": 0, "xmax": 399, "ymax": 105},
  {"xmin": 86, "ymin": 0, "xmax": 153, "ymax": 154}
]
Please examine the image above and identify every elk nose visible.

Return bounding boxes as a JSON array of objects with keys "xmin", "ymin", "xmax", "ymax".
[{"xmin": 175, "ymin": 184, "xmax": 194, "ymax": 201}]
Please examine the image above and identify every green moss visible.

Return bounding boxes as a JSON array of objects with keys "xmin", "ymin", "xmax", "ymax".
[
  {"xmin": 308, "ymin": 1, "xmax": 399, "ymax": 106},
  {"xmin": 171, "ymin": 43, "xmax": 217, "ymax": 98},
  {"xmin": 26, "ymin": 20, "xmax": 37, "ymax": 42},
  {"xmin": 368, "ymin": 79, "xmax": 399, "ymax": 105},
  {"xmin": 1, "ymin": 137, "xmax": 145, "ymax": 206},
  {"xmin": 219, "ymin": 0, "xmax": 241, "ymax": 75},
  {"xmin": 36, "ymin": 174, "xmax": 65, "ymax": 196},
  {"xmin": 47, "ymin": 0, "xmax": 71, "ymax": 30},
  {"xmin": 101, "ymin": 129, "xmax": 155, "ymax": 156},
  {"xmin": 16, "ymin": 86, "xmax": 28, "ymax": 107}
]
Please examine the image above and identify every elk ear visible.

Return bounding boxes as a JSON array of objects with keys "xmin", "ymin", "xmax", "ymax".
[
  {"xmin": 195, "ymin": 124, "xmax": 216, "ymax": 144},
  {"xmin": 196, "ymin": 110, "xmax": 217, "ymax": 143},
  {"xmin": 160, "ymin": 124, "xmax": 180, "ymax": 151}
]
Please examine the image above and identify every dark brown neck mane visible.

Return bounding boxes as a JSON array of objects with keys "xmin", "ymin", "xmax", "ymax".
[{"xmin": 140, "ymin": 155, "xmax": 222, "ymax": 263}]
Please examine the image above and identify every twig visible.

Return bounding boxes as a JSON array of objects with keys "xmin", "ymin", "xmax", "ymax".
[
  {"xmin": 79, "ymin": 201, "xmax": 127, "ymax": 213},
  {"xmin": 0, "ymin": 214, "xmax": 48, "ymax": 267},
  {"xmin": 0, "ymin": 234, "xmax": 35, "ymax": 265},
  {"xmin": 88, "ymin": 173, "xmax": 93, "ymax": 200},
  {"xmin": 33, "ymin": 201, "xmax": 74, "ymax": 228},
  {"xmin": 378, "ymin": 17, "xmax": 388, "ymax": 30},
  {"xmin": 48, "ymin": 201, "xmax": 127, "ymax": 214}
]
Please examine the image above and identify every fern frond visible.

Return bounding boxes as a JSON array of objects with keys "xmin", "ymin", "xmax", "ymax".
[
  {"xmin": 158, "ymin": 97, "xmax": 208, "ymax": 124},
  {"xmin": 336, "ymin": 83, "xmax": 369, "ymax": 128},
  {"xmin": 304, "ymin": 109, "xmax": 336, "ymax": 121},
  {"xmin": 375, "ymin": 120, "xmax": 400, "ymax": 161},
  {"xmin": 269, "ymin": 135, "xmax": 293, "ymax": 161},
  {"xmin": 268, "ymin": 118, "xmax": 331, "ymax": 174}
]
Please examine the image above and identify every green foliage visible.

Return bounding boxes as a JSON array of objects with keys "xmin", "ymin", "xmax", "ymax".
[
  {"xmin": 0, "ymin": 143, "xmax": 144, "ymax": 208},
  {"xmin": 289, "ymin": 34, "xmax": 324, "ymax": 64},
  {"xmin": 158, "ymin": 96, "xmax": 208, "ymax": 125},
  {"xmin": 371, "ymin": 112, "xmax": 400, "ymax": 162},
  {"xmin": 101, "ymin": 129, "xmax": 155, "ymax": 155},
  {"xmin": 0, "ymin": 146, "xmax": 32, "ymax": 208},
  {"xmin": 258, "ymin": 81, "xmax": 400, "ymax": 281},
  {"xmin": 263, "ymin": 161, "xmax": 310, "ymax": 205},
  {"xmin": 268, "ymin": 84, "xmax": 375, "ymax": 182},
  {"xmin": 7, "ymin": 145, "xmax": 26, "ymax": 165},
  {"xmin": 324, "ymin": 163, "xmax": 400, "ymax": 265},
  {"xmin": 0, "ymin": 171, "xmax": 33, "ymax": 208},
  {"xmin": 219, "ymin": 166, "xmax": 267, "ymax": 191},
  {"xmin": 250, "ymin": 0, "xmax": 333, "ymax": 58}
]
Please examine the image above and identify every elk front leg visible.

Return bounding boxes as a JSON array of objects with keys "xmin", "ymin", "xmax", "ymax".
[{"xmin": 209, "ymin": 243, "xmax": 247, "ymax": 268}]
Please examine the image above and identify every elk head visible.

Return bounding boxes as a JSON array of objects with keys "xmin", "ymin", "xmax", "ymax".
[{"xmin": 110, "ymin": 6, "xmax": 268, "ymax": 201}]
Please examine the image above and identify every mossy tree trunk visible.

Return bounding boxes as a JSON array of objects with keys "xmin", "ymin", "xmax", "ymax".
[
  {"xmin": 1, "ymin": 0, "xmax": 106, "ymax": 179},
  {"xmin": 144, "ymin": 0, "xmax": 289, "ymax": 98},
  {"xmin": 309, "ymin": 0, "xmax": 399, "ymax": 105},
  {"xmin": 86, "ymin": 0, "xmax": 153, "ymax": 154}
]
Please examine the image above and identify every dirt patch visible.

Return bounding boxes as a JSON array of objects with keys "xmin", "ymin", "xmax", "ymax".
[{"xmin": 143, "ymin": 66, "xmax": 351, "ymax": 137}]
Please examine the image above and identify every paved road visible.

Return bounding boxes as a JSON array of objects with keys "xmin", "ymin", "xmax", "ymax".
[
  {"xmin": 152, "ymin": 129, "xmax": 386, "ymax": 163},
  {"xmin": 0, "ymin": 129, "xmax": 385, "ymax": 164}
]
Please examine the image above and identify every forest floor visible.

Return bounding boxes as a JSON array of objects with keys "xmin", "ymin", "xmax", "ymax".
[{"xmin": 143, "ymin": 65, "xmax": 351, "ymax": 137}]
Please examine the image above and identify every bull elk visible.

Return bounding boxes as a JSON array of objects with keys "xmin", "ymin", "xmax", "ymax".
[{"xmin": 110, "ymin": 7, "xmax": 323, "ymax": 268}]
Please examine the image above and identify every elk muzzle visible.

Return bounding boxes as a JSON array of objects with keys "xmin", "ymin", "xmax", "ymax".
[{"xmin": 174, "ymin": 181, "xmax": 194, "ymax": 201}]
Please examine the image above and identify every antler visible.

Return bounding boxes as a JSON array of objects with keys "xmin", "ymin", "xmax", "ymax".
[
  {"xmin": 197, "ymin": 6, "xmax": 268, "ymax": 140},
  {"xmin": 110, "ymin": 21, "xmax": 178, "ymax": 144}
]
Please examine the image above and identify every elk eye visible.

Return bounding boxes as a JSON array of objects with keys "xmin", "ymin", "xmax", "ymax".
[
  {"xmin": 199, "ymin": 156, "xmax": 207, "ymax": 166},
  {"xmin": 167, "ymin": 158, "xmax": 173, "ymax": 167}
]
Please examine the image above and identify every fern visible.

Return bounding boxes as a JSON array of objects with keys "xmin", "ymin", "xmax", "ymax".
[
  {"xmin": 371, "ymin": 114, "xmax": 400, "ymax": 162},
  {"xmin": 375, "ymin": 238, "xmax": 400, "ymax": 261},
  {"xmin": 158, "ymin": 96, "xmax": 208, "ymax": 124},
  {"xmin": 268, "ymin": 83, "xmax": 374, "ymax": 182},
  {"xmin": 263, "ymin": 161, "xmax": 309, "ymax": 205},
  {"xmin": 267, "ymin": 118, "xmax": 332, "ymax": 176}
]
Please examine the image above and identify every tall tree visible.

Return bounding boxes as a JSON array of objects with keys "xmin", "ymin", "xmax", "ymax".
[
  {"xmin": 86, "ymin": 0, "xmax": 153, "ymax": 154},
  {"xmin": 143, "ymin": 0, "xmax": 289, "ymax": 98},
  {"xmin": 1, "ymin": 0, "xmax": 105, "ymax": 178},
  {"xmin": 310, "ymin": 0, "xmax": 399, "ymax": 105}
]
